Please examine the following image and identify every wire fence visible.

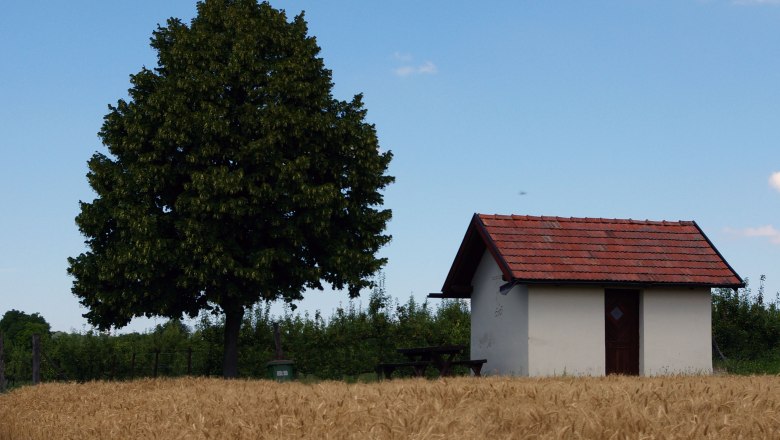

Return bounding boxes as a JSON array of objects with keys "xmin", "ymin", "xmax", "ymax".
[
  {"xmin": 0, "ymin": 333, "xmax": 227, "ymax": 391},
  {"xmin": 0, "ymin": 331, "xmax": 6, "ymax": 392}
]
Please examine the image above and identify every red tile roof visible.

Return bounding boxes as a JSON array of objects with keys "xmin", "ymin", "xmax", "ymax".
[{"xmin": 440, "ymin": 214, "xmax": 743, "ymax": 297}]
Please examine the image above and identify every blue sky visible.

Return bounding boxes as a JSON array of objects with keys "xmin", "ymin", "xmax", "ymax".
[{"xmin": 1, "ymin": 0, "xmax": 778, "ymax": 333}]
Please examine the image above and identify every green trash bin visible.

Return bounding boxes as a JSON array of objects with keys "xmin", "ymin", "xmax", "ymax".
[{"xmin": 266, "ymin": 359, "xmax": 295, "ymax": 382}]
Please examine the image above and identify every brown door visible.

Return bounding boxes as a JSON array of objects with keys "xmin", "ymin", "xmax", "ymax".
[{"xmin": 605, "ymin": 289, "xmax": 639, "ymax": 375}]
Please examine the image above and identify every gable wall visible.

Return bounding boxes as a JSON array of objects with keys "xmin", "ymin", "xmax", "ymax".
[
  {"xmin": 468, "ymin": 252, "xmax": 713, "ymax": 377},
  {"xmin": 470, "ymin": 251, "xmax": 528, "ymax": 376},
  {"xmin": 527, "ymin": 286, "xmax": 605, "ymax": 376},
  {"xmin": 640, "ymin": 288, "xmax": 712, "ymax": 375}
]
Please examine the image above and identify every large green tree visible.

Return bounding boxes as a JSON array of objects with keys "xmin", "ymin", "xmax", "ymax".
[{"xmin": 68, "ymin": 0, "xmax": 393, "ymax": 377}]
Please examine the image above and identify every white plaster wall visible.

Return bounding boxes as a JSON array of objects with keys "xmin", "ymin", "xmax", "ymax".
[
  {"xmin": 527, "ymin": 286, "xmax": 605, "ymax": 376},
  {"xmin": 640, "ymin": 288, "xmax": 712, "ymax": 375},
  {"xmin": 470, "ymin": 251, "xmax": 528, "ymax": 376}
]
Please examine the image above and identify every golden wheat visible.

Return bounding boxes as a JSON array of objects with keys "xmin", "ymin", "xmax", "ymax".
[{"xmin": 1, "ymin": 375, "xmax": 779, "ymax": 439}]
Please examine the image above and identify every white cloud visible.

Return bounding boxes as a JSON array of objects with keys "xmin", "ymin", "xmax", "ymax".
[
  {"xmin": 393, "ymin": 52, "xmax": 413, "ymax": 62},
  {"xmin": 724, "ymin": 225, "xmax": 780, "ymax": 244},
  {"xmin": 392, "ymin": 52, "xmax": 438, "ymax": 77},
  {"xmin": 769, "ymin": 171, "xmax": 780, "ymax": 192},
  {"xmin": 417, "ymin": 61, "xmax": 438, "ymax": 74},
  {"xmin": 394, "ymin": 66, "xmax": 416, "ymax": 77},
  {"xmin": 394, "ymin": 61, "xmax": 438, "ymax": 77}
]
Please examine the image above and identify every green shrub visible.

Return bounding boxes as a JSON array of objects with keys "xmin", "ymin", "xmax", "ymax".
[{"xmin": 712, "ymin": 275, "xmax": 780, "ymax": 364}]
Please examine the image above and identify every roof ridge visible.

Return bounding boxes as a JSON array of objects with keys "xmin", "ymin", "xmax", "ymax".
[{"xmin": 478, "ymin": 213, "xmax": 693, "ymax": 225}]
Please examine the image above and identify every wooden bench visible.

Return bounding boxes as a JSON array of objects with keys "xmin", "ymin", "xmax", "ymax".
[
  {"xmin": 447, "ymin": 359, "xmax": 487, "ymax": 376},
  {"xmin": 375, "ymin": 361, "xmax": 430, "ymax": 379}
]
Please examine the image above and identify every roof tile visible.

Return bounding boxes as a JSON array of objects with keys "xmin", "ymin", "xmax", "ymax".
[{"xmin": 477, "ymin": 214, "xmax": 743, "ymax": 287}]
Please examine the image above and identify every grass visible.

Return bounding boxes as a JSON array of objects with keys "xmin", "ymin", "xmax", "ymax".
[
  {"xmin": 2, "ymin": 375, "xmax": 780, "ymax": 439},
  {"xmin": 714, "ymin": 356, "xmax": 780, "ymax": 375}
]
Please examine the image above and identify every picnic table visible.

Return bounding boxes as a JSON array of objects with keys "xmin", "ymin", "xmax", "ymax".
[
  {"xmin": 375, "ymin": 345, "xmax": 486, "ymax": 379},
  {"xmin": 397, "ymin": 345, "xmax": 466, "ymax": 376}
]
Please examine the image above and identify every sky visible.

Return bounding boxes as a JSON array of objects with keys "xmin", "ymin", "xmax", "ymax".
[{"xmin": 1, "ymin": 0, "xmax": 778, "ymax": 333}]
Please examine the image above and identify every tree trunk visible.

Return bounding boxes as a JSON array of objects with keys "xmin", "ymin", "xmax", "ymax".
[{"xmin": 222, "ymin": 302, "xmax": 244, "ymax": 378}]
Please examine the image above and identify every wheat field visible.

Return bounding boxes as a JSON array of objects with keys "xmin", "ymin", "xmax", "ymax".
[{"xmin": 1, "ymin": 375, "xmax": 779, "ymax": 439}]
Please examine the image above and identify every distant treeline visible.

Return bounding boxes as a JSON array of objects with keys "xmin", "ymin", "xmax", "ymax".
[
  {"xmin": 3, "ymin": 276, "xmax": 779, "ymax": 385},
  {"xmin": 0, "ymin": 282, "xmax": 469, "ymax": 384}
]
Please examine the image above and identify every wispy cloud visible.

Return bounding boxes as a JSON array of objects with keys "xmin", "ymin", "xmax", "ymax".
[
  {"xmin": 393, "ymin": 53, "xmax": 438, "ymax": 77},
  {"xmin": 769, "ymin": 171, "xmax": 780, "ymax": 192},
  {"xmin": 724, "ymin": 225, "xmax": 780, "ymax": 244},
  {"xmin": 393, "ymin": 52, "xmax": 413, "ymax": 62}
]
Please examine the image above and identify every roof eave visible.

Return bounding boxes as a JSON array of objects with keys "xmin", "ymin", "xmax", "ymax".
[
  {"xmin": 690, "ymin": 220, "xmax": 746, "ymax": 288},
  {"xmin": 507, "ymin": 278, "xmax": 745, "ymax": 289},
  {"xmin": 473, "ymin": 214, "xmax": 513, "ymax": 281},
  {"xmin": 440, "ymin": 214, "xmax": 513, "ymax": 297},
  {"xmin": 429, "ymin": 279, "xmax": 744, "ymax": 299}
]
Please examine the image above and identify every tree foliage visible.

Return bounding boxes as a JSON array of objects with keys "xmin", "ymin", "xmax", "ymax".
[
  {"xmin": 0, "ymin": 294, "xmax": 470, "ymax": 384},
  {"xmin": 0, "ymin": 310, "xmax": 51, "ymax": 383},
  {"xmin": 67, "ymin": 0, "xmax": 392, "ymax": 377},
  {"xmin": 0, "ymin": 310, "xmax": 50, "ymax": 346},
  {"xmin": 712, "ymin": 275, "xmax": 780, "ymax": 362}
]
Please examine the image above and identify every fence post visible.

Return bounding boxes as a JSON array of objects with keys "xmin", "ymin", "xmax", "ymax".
[
  {"xmin": 153, "ymin": 350, "xmax": 160, "ymax": 378},
  {"xmin": 32, "ymin": 334, "xmax": 41, "ymax": 385},
  {"xmin": 0, "ymin": 331, "xmax": 6, "ymax": 392},
  {"xmin": 130, "ymin": 352, "xmax": 136, "ymax": 379},
  {"xmin": 187, "ymin": 348, "xmax": 193, "ymax": 376}
]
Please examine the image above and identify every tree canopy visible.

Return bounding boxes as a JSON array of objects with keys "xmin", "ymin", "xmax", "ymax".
[
  {"xmin": 68, "ymin": 0, "xmax": 393, "ymax": 377},
  {"xmin": 0, "ymin": 310, "xmax": 51, "ymax": 347}
]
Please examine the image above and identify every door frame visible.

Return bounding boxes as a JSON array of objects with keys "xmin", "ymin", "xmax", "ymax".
[{"xmin": 604, "ymin": 289, "xmax": 640, "ymax": 375}]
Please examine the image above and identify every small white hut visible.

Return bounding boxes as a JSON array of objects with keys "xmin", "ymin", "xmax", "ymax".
[{"xmin": 430, "ymin": 214, "xmax": 743, "ymax": 376}]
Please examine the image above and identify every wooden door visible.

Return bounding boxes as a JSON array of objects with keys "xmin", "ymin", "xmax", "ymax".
[{"xmin": 605, "ymin": 289, "xmax": 639, "ymax": 375}]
